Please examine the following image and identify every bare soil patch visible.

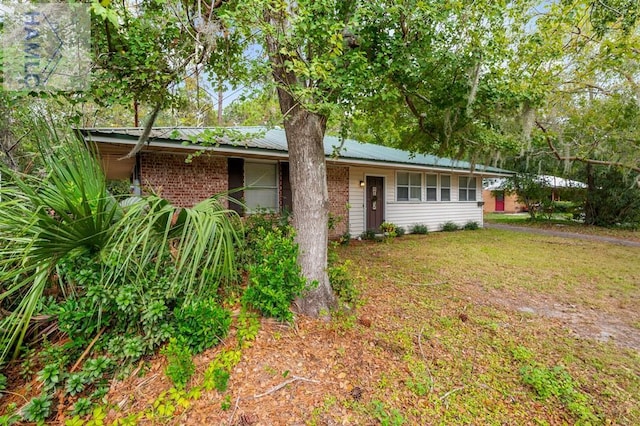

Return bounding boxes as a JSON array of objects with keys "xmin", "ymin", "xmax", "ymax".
[{"xmin": 479, "ymin": 287, "xmax": 640, "ymax": 351}]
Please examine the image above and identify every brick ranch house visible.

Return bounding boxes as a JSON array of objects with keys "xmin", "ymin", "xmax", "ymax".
[{"xmin": 78, "ymin": 127, "xmax": 513, "ymax": 238}]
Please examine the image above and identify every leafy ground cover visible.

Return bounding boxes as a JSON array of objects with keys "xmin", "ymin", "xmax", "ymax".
[{"xmin": 2, "ymin": 228, "xmax": 639, "ymax": 425}]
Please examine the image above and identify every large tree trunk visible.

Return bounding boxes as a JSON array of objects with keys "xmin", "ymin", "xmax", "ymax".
[
  {"xmin": 281, "ymin": 104, "xmax": 337, "ymax": 317},
  {"xmin": 263, "ymin": 6, "xmax": 337, "ymax": 318}
]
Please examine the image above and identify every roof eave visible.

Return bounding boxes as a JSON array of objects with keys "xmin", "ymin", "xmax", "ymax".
[{"xmin": 81, "ymin": 130, "xmax": 514, "ymax": 176}]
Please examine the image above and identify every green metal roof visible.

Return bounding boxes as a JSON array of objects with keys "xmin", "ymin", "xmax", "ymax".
[{"xmin": 80, "ymin": 126, "xmax": 513, "ymax": 175}]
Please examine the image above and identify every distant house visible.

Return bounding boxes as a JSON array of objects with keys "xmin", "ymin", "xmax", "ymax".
[
  {"xmin": 483, "ymin": 175, "xmax": 587, "ymax": 214},
  {"xmin": 78, "ymin": 127, "xmax": 513, "ymax": 237}
]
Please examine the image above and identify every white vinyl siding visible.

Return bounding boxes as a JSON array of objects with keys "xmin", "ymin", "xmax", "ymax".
[
  {"xmin": 348, "ymin": 166, "xmax": 484, "ymax": 236},
  {"xmin": 245, "ymin": 162, "xmax": 278, "ymax": 211}
]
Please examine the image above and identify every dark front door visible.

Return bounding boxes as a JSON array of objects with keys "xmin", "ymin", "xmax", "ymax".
[
  {"xmin": 366, "ymin": 176, "xmax": 384, "ymax": 231},
  {"xmin": 495, "ymin": 190, "xmax": 505, "ymax": 212}
]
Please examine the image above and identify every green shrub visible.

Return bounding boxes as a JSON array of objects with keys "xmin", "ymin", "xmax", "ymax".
[
  {"xmin": 242, "ymin": 226, "xmax": 307, "ymax": 321},
  {"xmin": 174, "ymin": 300, "xmax": 231, "ymax": 354},
  {"xmin": 162, "ymin": 338, "xmax": 195, "ymax": 390},
  {"xmin": 0, "ymin": 403, "xmax": 20, "ymax": 425},
  {"xmin": 21, "ymin": 394, "xmax": 52, "ymax": 424},
  {"xmin": 241, "ymin": 211, "xmax": 291, "ymax": 264},
  {"xmin": 328, "ymin": 260, "xmax": 359, "ymax": 306},
  {"xmin": 37, "ymin": 363, "xmax": 63, "ymax": 391},
  {"xmin": 64, "ymin": 372, "xmax": 89, "ymax": 396},
  {"xmin": 440, "ymin": 221, "xmax": 460, "ymax": 232},
  {"xmin": 360, "ymin": 229, "xmax": 377, "ymax": 240},
  {"xmin": 0, "ymin": 373, "xmax": 6, "ymax": 392},
  {"xmin": 212, "ymin": 367, "xmax": 230, "ymax": 392},
  {"xmin": 410, "ymin": 224, "xmax": 429, "ymax": 234},
  {"xmin": 379, "ymin": 222, "xmax": 397, "ymax": 237},
  {"xmin": 463, "ymin": 221, "xmax": 480, "ymax": 230},
  {"xmin": 395, "ymin": 226, "xmax": 406, "ymax": 237},
  {"xmin": 338, "ymin": 232, "xmax": 351, "ymax": 245},
  {"xmin": 56, "ymin": 253, "xmax": 178, "ymax": 356},
  {"xmin": 552, "ymin": 201, "xmax": 577, "ymax": 214},
  {"xmin": 81, "ymin": 356, "xmax": 113, "ymax": 380},
  {"xmin": 71, "ymin": 397, "xmax": 93, "ymax": 417}
]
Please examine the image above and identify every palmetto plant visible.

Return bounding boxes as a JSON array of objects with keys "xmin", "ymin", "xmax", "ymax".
[
  {"xmin": 0, "ymin": 124, "xmax": 121, "ymax": 362},
  {"xmin": 0, "ymin": 122, "xmax": 242, "ymax": 363}
]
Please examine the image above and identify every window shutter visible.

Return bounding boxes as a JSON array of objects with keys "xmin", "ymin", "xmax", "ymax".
[
  {"xmin": 280, "ymin": 162, "xmax": 292, "ymax": 212},
  {"xmin": 228, "ymin": 158, "xmax": 244, "ymax": 215}
]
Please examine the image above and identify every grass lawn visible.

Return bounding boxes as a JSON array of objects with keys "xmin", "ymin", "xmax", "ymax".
[
  {"xmin": 7, "ymin": 228, "xmax": 638, "ymax": 425},
  {"xmin": 320, "ymin": 230, "xmax": 639, "ymax": 425},
  {"xmin": 485, "ymin": 212, "xmax": 640, "ymax": 242}
]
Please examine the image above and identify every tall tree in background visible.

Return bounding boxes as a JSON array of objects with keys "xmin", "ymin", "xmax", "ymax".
[
  {"xmin": 525, "ymin": 0, "xmax": 640, "ymax": 174},
  {"xmin": 512, "ymin": 0, "xmax": 640, "ymax": 224}
]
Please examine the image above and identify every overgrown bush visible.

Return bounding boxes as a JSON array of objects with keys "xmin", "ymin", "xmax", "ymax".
[
  {"xmin": 174, "ymin": 300, "xmax": 231, "ymax": 354},
  {"xmin": 552, "ymin": 201, "xmax": 577, "ymax": 214},
  {"xmin": 242, "ymin": 226, "xmax": 307, "ymax": 321},
  {"xmin": 410, "ymin": 224, "xmax": 429, "ymax": 234},
  {"xmin": 463, "ymin": 221, "xmax": 480, "ymax": 230},
  {"xmin": 0, "ymin": 126, "xmax": 242, "ymax": 364},
  {"xmin": 53, "ymin": 253, "xmax": 178, "ymax": 357},
  {"xmin": 582, "ymin": 167, "xmax": 640, "ymax": 227},
  {"xmin": 441, "ymin": 221, "xmax": 460, "ymax": 232},
  {"xmin": 0, "ymin": 121, "xmax": 242, "ymax": 414}
]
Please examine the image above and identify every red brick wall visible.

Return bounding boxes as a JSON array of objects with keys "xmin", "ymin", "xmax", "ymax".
[
  {"xmin": 327, "ymin": 164, "xmax": 349, "ymax": 238},
  {"xmin": 140, "ymin": 152, "xmax": 228, "ymax": 207},
  {"xmin": 139, "ymin": 152, "xmax": 350, "ymax": 238},
  {"xmin": 482, "ymin": 189, "xmax": 525, "ymax": 214}
]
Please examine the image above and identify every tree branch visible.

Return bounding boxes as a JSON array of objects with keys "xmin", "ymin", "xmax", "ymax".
[
  {"xmin": 403, "ymin": 93, "xmax": 440, "ymax": 142},
  {"xmin": 252, "ymin": 376, "xmax": 320, "ymax": 399},
  {"xmin": 535, "ymin": 120, "xmax": 640, "ymax": 173},
  {"xmin": 120, "ymin": 102, "xmax": 162, "ymax": 159}
]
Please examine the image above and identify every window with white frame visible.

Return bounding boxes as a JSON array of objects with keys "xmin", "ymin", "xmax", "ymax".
[
  {"xmin": 440, "ymin": 175, "xmax": 451, "ymax": 201},
  {"xmin": 245, "ymin": 162, "xmax": 278, "ymax": 211},
  {"xmin": 397, "ymin": 172, "xmax": 422, "ymax": 201},
  {"xmin": 426, "ymin": 174, "xmax": 437, "ymax": 201},
  {"xmin": 458, "ymin": 176, "xmax": 477, "ymax": 201}
]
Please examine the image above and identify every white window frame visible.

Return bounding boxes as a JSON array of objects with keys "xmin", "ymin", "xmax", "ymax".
[
  {"xmin": 244, "ymin": 161, "xmax": 278, "ymax": 212},
  {"xmin": 458, "ymin": 176, "xmax": 477, "ymax": 202},
  {"xmin": 396, "ymin": 171, "xmax": 422, "ymax": 202}
]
